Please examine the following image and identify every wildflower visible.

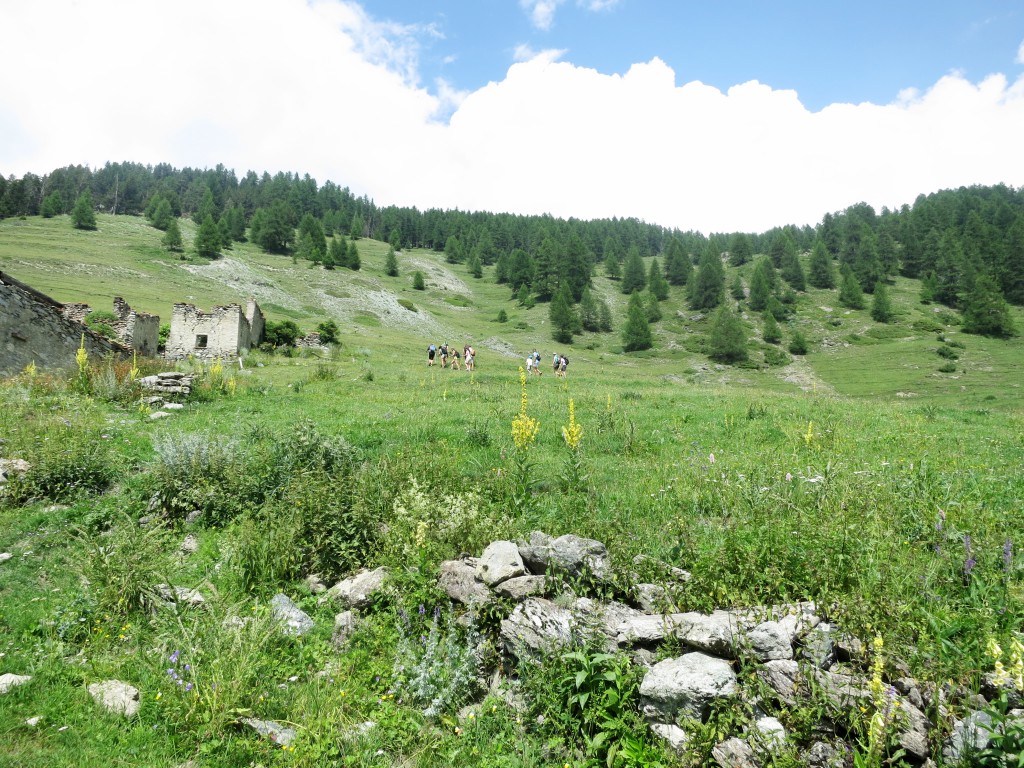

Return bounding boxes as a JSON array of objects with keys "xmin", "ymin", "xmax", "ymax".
[
  {"xmin": 708, "ymin": 452, "xmax": 715, "ymax": 464},
  {"xmin": 169, "ymin": 650, "xmax": 180, "ymax": 664},
  {"xmin": 184, "ymin": 683, "xmax": 193, "ymax": 692},
  {"xmin": 75, "ymin": 335, "xmax": 88, "ymax": 374},
  {"xmin": 803, "ymin": 421, "xmax": 814, "ymax": 445},
  {"xmin": 414, "ymin": 521, "xmax": 428, "ymax": 549},
  {"xmin": 1004, "ymin": 539, "xmax": 1014, "ymax": 572},
  {"xmin": 964, "ymin": 557, "xmax": 977, "ymax": 578},
  {"xmin": 511, "ymin": 409, "xmax": 540, "ymax": 451},
  {"xmin": 561, "ymin": 399, "xmax": 583, "ymax": 450}
]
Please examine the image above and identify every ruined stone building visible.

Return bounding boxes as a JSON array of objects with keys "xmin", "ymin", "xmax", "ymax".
[
  {"xmin": 59, "ymin": 296, "xmax": 160, "ymax": 357},
  {"xmin": 164, "ymin": 300, "xmax": 265, "ymax": 360},
  {"xmin": 0, "ymin": 271, "xmax": 146, "ymax": 377}
]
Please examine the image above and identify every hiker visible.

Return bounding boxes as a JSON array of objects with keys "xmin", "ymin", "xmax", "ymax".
[
  {"xmin": 553, "ymin": 351, "xmax": 560, "ymax": 375},
  {"xmin": 451, "ymin": 347, "xmax": 462, "ymax": 370},
  {"xmin": 558, "ymin": 354, "xmax": 568, "ymax": 378},
  {"xmin": 530, "ymin": 350, "xmax": 542, "ymax": 376},
  {"xmin": 439, "ymin": 342, "xmax": 449, "ymax": 368},
  {"xmin": 525, "ymin": 353, "xmax": 536, "ymax": 375},
  {"xmin": 465, "ymin": 348, "xmax": 474, "ymax": 371},
  {"xmin": 427, "ymin": 343, "xmax": 436, "ymax": 366}
]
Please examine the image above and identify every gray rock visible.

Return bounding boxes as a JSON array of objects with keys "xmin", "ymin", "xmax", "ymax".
[
  {"xmin": 898, "ymin": 702, "xmax": 930, "ymax": 762},
  {"xmin": 494, "ymin": 575, "xmax": 546, "ymax": 600},
  {"xmin": 800, "ymin": 622, "xmax": 836, "ymax": 669},
  {"xmin": 834, "ymin": 633, "xmax": 864, "ymax": 662},
  {"xmin": 305, "ymin": 573, "xmax": 327, "ymax": 594},
  {"xmin": 25, "ymin": 716, "xmax": 41, "ymax": 727},
  {"xmin": 804, "ymin": 741, "xmax": 845, "ymax": 768},
  {"xmin": 500, "ymin": 598, "xmax": 575, "ymax": 655},
  {"xmin": 711, "ymin": 737, "xmax": 759, "ymax": 768},
  {"xmin": 332, "ymin": 611, "xmax": 357, "ymax": 647},
  {"xmin": 477, "ymin": 540, "xmax": 527, "ymax": 586},
  {"xmin": 756, "ymin": 659, "xmax": 804, "ymax": 706},
  {"xmin": 634, "ymin": 583, "xmax": 669, "ymax": 613},
  {"xmin": 0, "ymin": 673, "xmax": 32, "ymax": 694},
  {"xmin": 156, "ymin": 584, "xmax": 206, "ymax": 608},
  {"xmin": 640, "ymin": 652, "xmax": 738, "ymax": 722},
  {"xmin": 270, "ymin": 593, "xmax": 315, "ymax": 636},
  {"xmin": 813, "ymin": 667, "xmax": 873, "ymax": 710},
  {"xmin": 517, "ymin": 531, "xmax": 611, "ymax": 578},
  {"xmin": 87, "ymin": 680, "xmax": 141, "ymax": 717},
  {"xmin": 185, "ymin": 510, "xmax": 203, "ymax": 525},
  {"xmin": 649, "ymin": 722, "xmax": 689, "ymax": 754},
  {"xmin": 242, "ymin": 717, "xmax": 297, "ymax": 746},
  {"xmin": 323, "ymin": 567, "xmax": 389, "ymax": 609},
  {"xmin": 744, "ymin": 620, "xmax": 794, "ymax": 661},
  {"xmin": 943, "ymin": 710, "xmax": 994, "ymax": 764},
  {"xmin": 163, "ymin": 403, "xmax": 185, "ymax": 410},
  {"xmin": 751, "ymin": 716, "xmax": 786, "ymax": 751},
  {"xmin": 149, "ymin": 411, "xmax": 172, "ymax": 420},
  {"xmin": 0, "ymin": 553, "xmax": 12, "ymax": 564},
  {"xmin": 179, "ymin": 534, "xmax": 199, "ymax": 555},
  {"xmin": 672, "ymin": 611, "xmax": 739, "ymax": 656},
  {"xmin": 438, "ymin": 559, "xmax": 491, "ymax": 605}
]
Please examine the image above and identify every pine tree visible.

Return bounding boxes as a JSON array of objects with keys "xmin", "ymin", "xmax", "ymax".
[
  {"xmin": 730, "ymin": 274, "xmax": 745, "ymax": 301},
  {"xmin": 919, "ymin": 271, "xmax": 938, "ymax": 304},
  {"xmin": 579, "ymin": 287, "xmax": 600, "ymax": 331},
  {"xmin": 162, "ymin": 218, "xmax": 183, "ymax": 252},
  {"xmin": 689, "ymin": 247, "xmax": 725, "ymax": 310},
  {"xmin": 707, "ymin": 304, "xmax": 747, "ymax": 363},
  {"xmin": 467, "ymin": 252, "xmax": 483, "ymax": 279},
  {"xmin": 645, "ymin": 291, "xmax": 662, "ymax": 322},
  {"xmin": 648, "ymin": 258, "xmax": 669, "ymax": 300},
  {"xmin": 762, "ymin": 311, "xmax": 781, "ymax": 344},
  {"xmin": 516, "ymin": 284, "xmax": 534, "ymax": 308},
  {"xmin": 217, "ymin": 215, "xmax": 233, "ymax": 251},
  {"xmin": 194, "ymin": 215, "xmax": 222, "ymax": 258},
  {"xmin": 728, "ymin": 232, "xmax": 753, "ymax": 266},
  {"xmin": 385, "ymin": 247, "xmax": 399, "ymax": 277},
  {"xmin": 622, "ymin": 292, "xmax": 653, "ymax": 351},
  {"xmin": 444, "ymin": 235, "xmax": 462, "ymax": 264},
  {"xmin": 597, "ymin": 298, "xmax": 613, "ymax": 332},
  {"xmin": 41, "ymin": 190, "xmax": 63, "ymax": 218},
  {"xmin": 780, "ymin": 249, "xmax": 807, "ymax": 291},
  {"xmin": 389, "ymin": 228, "xmax": 402, "ymax": 251},
  {"xmin": 664, "ymin": 237, "xmax": 691, "ymax": 284},
  {"xmin": 413, "ymin": 271, "xmax": 426, "ymax": 290},
  {"xmin": 298, "ymin": 213, "xmax": 327, "ymax": 257},
  {"xmin": 328, "ymin": 237, "xmax": 346, "ymax": 268},
  {"xmin": 788, "ymin": 329, "xmax": 809, "ymax": 355},
  {"xmin": 838, "ymin": 264, "xmax": 864, "ymax": 309},
  {"xmin": 961, "ymin": 274, "xmax": 1017, "ymax": 338},
  {"xmin": 808, "ymin": 240, "xmax": 835, "ymax": 289},
  {"xmin": 549, "ymin": 285, "xmax": 576, "ymax": 344},
  {"xmin": 621, "ymin": 246, "xmax": 646, "ymax": 294},
  {"xmin": 347, "ymin": 241, "xmax": 360, "ymax": 270},
  {"xmin": 603, "ymin": 236, "xmax": 622, "ymax": 280},
  {"xmin": 494, "ymin": 253, "xmax": 510, "ymax": 284},
  {"xmin": 192, "ymin": 187, "xmax": 217, "ymax": 226},
  {"xmin": 71, "ymin": 189, "xmax": 97, "ymax": 230},
  {"xmin": 349, "ymin": 213, "xmax": 364, "ymax": 240},
  {"xmin": 870, "ymin": 281, "xmax": 893, "ymax": 323},
  {"xmin": 151, "ymin": 198, "xmax": 173, "ymax": 230}
]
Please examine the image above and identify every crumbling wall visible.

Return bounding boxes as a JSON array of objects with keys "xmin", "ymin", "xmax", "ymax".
[
  {"xmin": 0, "ymin": 271, "xmax": 128, "ymax": 377},
  {"xmin": 245, "ymin": 299, "xmax": 265, "ymax": 349},
  {"xmin": 165, "ymin": 303, "xmax": 246, "ymax": 360},
  {"xmin": 60, "ymin": 303, "xmax": 91, "ymax": 325},
  {"xmin": 112, "ymin": 297, "xmax": 159, "ymax": 357}
]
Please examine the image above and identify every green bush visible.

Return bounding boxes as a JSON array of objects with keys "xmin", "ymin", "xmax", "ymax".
[
  {"xmin": 937, "ymin": 345, "xmax": 959, "ymax": 360},
  {"xmin": 398, "ymin": 298, "xmax": 416, "ymax": 312}
]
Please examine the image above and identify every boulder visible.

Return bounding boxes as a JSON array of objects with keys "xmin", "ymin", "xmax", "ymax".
[
  {"xmin": 711, "ymin": 737, "xmax": 759, "ymax": 768},
  {"xmin": 500, "ymin": 598, "xmax": 575, "ymax": 655},
  {"xmin": 476, "ymin": 540, "xmax": 527, "ymax": 586},
  {"xmin": 517, "ymin": 531, "xmax": 611, "ymax": 578},
  {"xmin": 756, "ymin": 659, "xmax": 804, "ymax": 706},
  {"xmin": 322, "ymin": 567, "xmax": 389, "ymax": 609},
  {"xmin": 803, "ymin": 741, "xmax": 845, "ymax": 768},
  {"xmin": 640, "ymin": 652, "xmax": 738, "ymax": 722},
  {"xmin": 751, "ymin": 716, "xmax": 786, "ymax": 751},
  {"xmin": 942, "ymin": 710, "xmax": 994, "ymax": 765},
  {"xmin": 799, "ymin": 622, "xmax": 837, "ymax": 669},
  {"xmin": 332, "ymin": 611, "xmax": 357, "ymax": 647},
  {"xmin": 633, "ymin": 583, "xmax": 669, "ymax": 613},
  {"xmin": 744, "ymin": 620, "xmax": 794, "ymax": 661},
  {"xmin": 156, "ymin": 584, "xmax": 206, "ymax": 608},
  {"xmin": 494, "ymin": 575, "xmax": 546, "ymax": 601},
  {"xmin": 0, "ymin": 553, "xmax": 12, "ymax": 564},
  {"xmin": 270, "ymin": 593, "xmax": 314, "ymax": 636},
  {"xmin": 88, "ymin": 680, "xmax": 141, "ymax": 717},
  {"xmin": 438, "ymin": 559, "xmax": 490, "ymax": 606},
  {"xmin": 179, "ymin": 534, "xmax": 199, "ymax": 555},
  {"xmin": 649, "ymin": 722, "xmax": 689, "ymax": 754}
]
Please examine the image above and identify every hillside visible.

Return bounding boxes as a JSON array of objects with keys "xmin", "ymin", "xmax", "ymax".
[{"xmin": 2, "ymin": 213, "xmax": 1022, "ymax": 410}]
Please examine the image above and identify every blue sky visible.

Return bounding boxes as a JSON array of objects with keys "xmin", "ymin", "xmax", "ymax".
[
  {"xmin": 2, "ymin": 0, "xmax": 1024, "ymax": 233},
  {"xmin": 373, "ymin": 1, "xmax": 1023, "ymax": 112}
]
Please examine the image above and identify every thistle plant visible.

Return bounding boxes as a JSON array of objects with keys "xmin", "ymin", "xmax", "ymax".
[
  {"xmin": 559, "ymin": 398, "xmax": 588, "ymax": 494},
  {"xmin": 509, "ymin": 367, "xmax": 540, "ymax": 513}
]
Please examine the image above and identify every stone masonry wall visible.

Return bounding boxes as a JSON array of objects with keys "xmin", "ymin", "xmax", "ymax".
[
  {"xmin": 0, "ymin": 272, "xmax": 128, "ymax": 377},
  {"xmin": 112, "ymin": 297, "xmax": 159, "ymax": 357},
  {"xmin": 165, "ymin": 300, "xmax": 264, "ymax": 360}
]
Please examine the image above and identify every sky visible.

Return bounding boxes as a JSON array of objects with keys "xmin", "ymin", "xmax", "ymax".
[{"xmin": 2, "ymin": 0, "xmax": 1024, "ymax": 234}]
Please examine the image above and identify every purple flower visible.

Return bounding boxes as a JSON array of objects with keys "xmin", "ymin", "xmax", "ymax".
[
  {"xmin": 1004, "ymin": 539, "xmax": 1014, "ymax": 571},
  {"xmin": 183, "ymin": 664, "xmax": 191, "ymax": 672},
  {"xmin": 964, "ymin": 534, "xmax": 972, "ymax": 555},
  {"xmin": 169, "ymin": 650, "xmax": 180, "ymax": 664},
  {"xmin": 433, "ymin": 606, "xmax": 441, "ymax": 620},
  {"xmin": 418, "ymin": 604, "xmax": 426, "ymax": 616},
  {"xmin": 184, "ymin": 683, "xmax": 193, "ymax": 692},
  {"xmin": 964, "ymin": 557, "xmax": 977, "ymax": 577}
]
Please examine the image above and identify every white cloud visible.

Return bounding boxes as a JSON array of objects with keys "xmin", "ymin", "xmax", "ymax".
[
  {"xmin": 1017, "ymin": 38, "xmax": 1024, "ymax": 64},
  {"xmin": 2, "ymin": 1, "xmax": 1024, "ymax": 234},
  {"xmin": 512, "ymin": 44, "xmax": 567, "ymax": 63},
  {"xmin": 520, "ymin": 0, "xmax": 564, "ymax": 31},
  {"xmin": 578, "ymin": 0, "xmax": 621, "ymax": 11}
]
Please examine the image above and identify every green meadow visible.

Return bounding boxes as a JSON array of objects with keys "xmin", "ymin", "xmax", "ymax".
[{"xmin": 0, "ymin": 213, "xmax": 1023, "ymax": 766}]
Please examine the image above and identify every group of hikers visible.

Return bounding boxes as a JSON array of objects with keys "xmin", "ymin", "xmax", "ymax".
[
  {"xmin": 426, "ymin": 343, "xmax": 569, "ymax": 377},
  {"xmin": 427, "ymin": 342, "xmax": 476, "ymax": 371},
  {"xmin": 525, "ymin": 350, "xmax": 569, "ymax": 378}
]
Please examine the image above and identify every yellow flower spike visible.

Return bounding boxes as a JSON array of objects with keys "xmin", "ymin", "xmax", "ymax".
[
  {"xmin": 803, "ymin": 421, "xmax": 814, "ymax": 445},
  {"xmin": 75, "ymin": 334, "xmax": 88, "ymax": 374},
  {"xmin": 561, "ymin": 399, "xmax": 583, "ymax": 450}
]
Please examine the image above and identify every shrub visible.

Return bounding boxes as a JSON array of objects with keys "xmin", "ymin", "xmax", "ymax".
[
  {"xmin": 936, "ymin": 345, "xmax": 959, "ymax": 360},
  {"xmin": 497, "ymin": 309, "xmax": 508, "ymax": 323},
  {"xmin": 398, "ymin": 298, "xmax": 416, "ymax": 312},
  {"xmin": 788, "ymin": 330, "xmax": 809, "ymax": 355},
  {"xmin": 84, "ymin": 310, "xmax": 119, "ymax": 340}
]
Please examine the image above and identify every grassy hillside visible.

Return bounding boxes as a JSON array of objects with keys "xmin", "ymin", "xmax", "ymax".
[{"xmin": 2, "ymin": 213, "xmax": 1023, "ymax": 410}]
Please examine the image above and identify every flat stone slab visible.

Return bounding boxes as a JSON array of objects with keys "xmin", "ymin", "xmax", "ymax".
[
  {"xmin": 477, "ymin": 540, "xmax": 526, "ymax": 586},
  {"xmin": 500, "ymin": 597, "xmax": 575, "ymax": 655},
  {"xmin": 323, "ymin": 567, "xmax": 389, "ymax": 609},
  {"xmin": 271, "ymin": 593, "xmax": 315, "ymax": 636},
  {"xmin": 242, "ymin": 717, "xmax": 296, "ymax": 746},
  {"xmin": 438, "ymin": 559, "xmax": 490, "ymax": 605},
  {"xmin": 0, "ymin": 673, "xmax": 32, "ymax": 694},
  {"xmin": 494, "ymin": 574, "xmax": 546, "ymax": 600},
  {"xmin": 640, "ymin": 652, "xmax": 738, "ymax": 722},
  {"xmin": 88, "ymin": 679, "xmax": 141, "ymax": 717}
]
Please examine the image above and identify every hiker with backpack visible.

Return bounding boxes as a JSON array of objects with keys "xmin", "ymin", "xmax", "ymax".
[{"xmin": 427, "ymin": 343, "xmax": 436, "ymax": 366}]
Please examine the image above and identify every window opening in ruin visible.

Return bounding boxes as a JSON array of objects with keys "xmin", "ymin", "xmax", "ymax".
[{"xmin": 196, "ymin": 334, "xmax": 208, "ymax": 349}]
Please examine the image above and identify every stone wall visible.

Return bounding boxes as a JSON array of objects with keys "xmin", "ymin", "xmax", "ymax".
[
  {"xmin": 165, "ymin": 300, "xmax": 264, "ymax": 360},
  {"xmin": 0, "ymin": 271, "xmax": 129, "ymax": 377},
  {"xmin": 112, "ymin": 297, "xmax": 159, "ymax": 357}
]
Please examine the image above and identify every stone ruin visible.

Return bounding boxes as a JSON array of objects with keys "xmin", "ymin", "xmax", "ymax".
[
  {"xmin": 0, "ymin": 271, "xmax": 135, "ymax": 376},
  {"xmin": 164, "ymin": 300, "xmax": 265, "ymax": 361},
  {"xmin": 59, "ymin": 296, "xmax": 159, "ymax": 357}
]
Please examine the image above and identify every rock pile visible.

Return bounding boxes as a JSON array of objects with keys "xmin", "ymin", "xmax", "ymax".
[{"xmin": 139, "ymin": 372, "xmax": 194, "ymax": 396}]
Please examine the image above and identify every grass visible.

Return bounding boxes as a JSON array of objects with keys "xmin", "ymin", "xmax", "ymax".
[{"xmin": 1, "ymin": 215, "xmax": 1024, "ymax": 765}]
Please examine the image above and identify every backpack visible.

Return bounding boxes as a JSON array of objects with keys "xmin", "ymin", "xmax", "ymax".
[{"xmin": 429, "ymin": 344, "xmax": 436, "ymax": 352}]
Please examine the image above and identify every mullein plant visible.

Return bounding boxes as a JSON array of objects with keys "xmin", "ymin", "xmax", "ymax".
[
  {"xmin": 559, "ymin": 398, "xmax": 588, "ymax": 494},
  {"xmin": 509, "ymin": 367, "xmax": 540, "ymax": 514},
  {"xmin": 975, "ymin": 635, "xmax": 1024, "ymax": 765},
  {"xmin": 855, "ymin": 635, "xmax": 904, "ymax": 768}
]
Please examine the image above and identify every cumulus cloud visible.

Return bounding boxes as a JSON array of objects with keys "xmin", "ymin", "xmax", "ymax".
[
  {"xmin": 520, "ymin": 0, "xmax": 564, "ymax": 31},
  {"xmin": 2, "ymin": 0, "xmax": 1024, "ymax": 234},
  {"xmin": 1018, "ymin": 38, "xmax": 1024, "ymax": 64}
]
